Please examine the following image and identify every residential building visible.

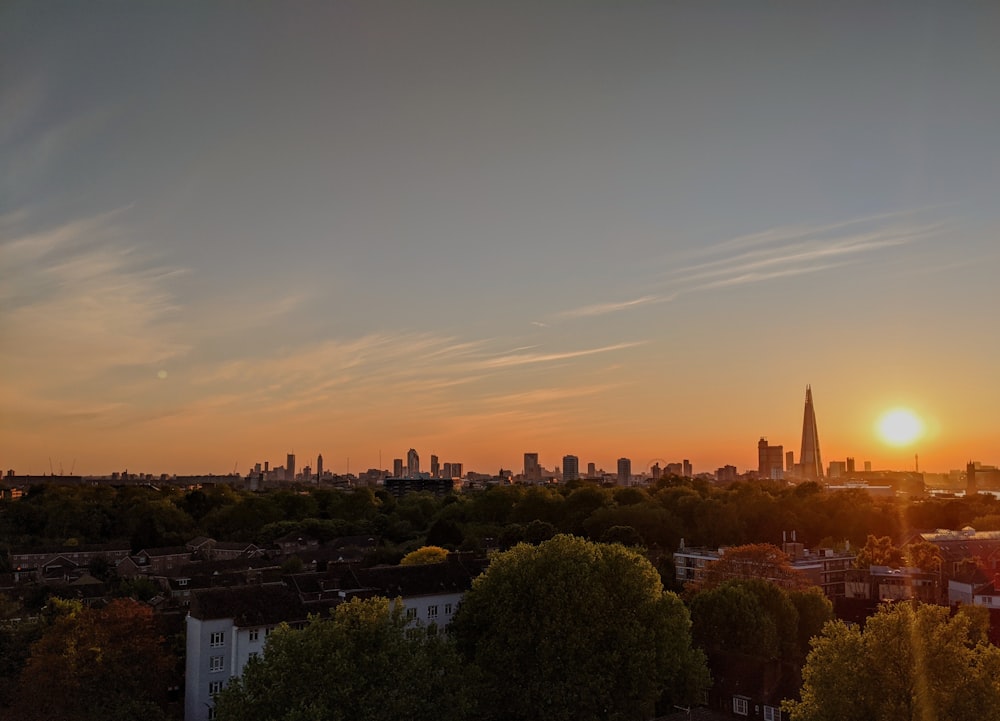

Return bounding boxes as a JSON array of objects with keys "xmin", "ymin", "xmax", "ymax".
[
  {"xmin": 617, "ymin": 457, "xmax": 631, "ymax": 486},
  {"xmin": 757, "ymin": 438, "xmax": 784, "ymax": 480},
  {"xmin": 562, "ymin": 455, "xmax": 579, "ymax": 482}
]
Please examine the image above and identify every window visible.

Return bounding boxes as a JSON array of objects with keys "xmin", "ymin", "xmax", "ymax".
[
  {"xmin": 248, "ymin": 628, "xmax": 259, "ymax": 642},
  {"xmin": 427, "ymin": 605, "xmax": 438, "ymax": 619},
  {"xmin": 209, "ymin": 681, "xmax": 223, "ymax": 695},
  {"xmin": 209, "ymin": 656, "xmax": 224, "ymax": 673},
  {"xmin": 763, "ymin": 705, "xmax": 779, "ymax": 721},
  {"xmin": 405, "ymin": 608, "xmax": 417, "ymax": 621},
  {"xmin": 444, "ymin": 603, "xmax": 453, "ymax": 615},
  {"xmin": 733, "ymin": 697, "xmax": 749, "ymax": 716},
  {"xmin": 210, "ymin": 631, "xmax": 224, "ymax": 647},
  {"xmin": 207, "ymin": 708, "xmax": 216, "ymax": 720}
]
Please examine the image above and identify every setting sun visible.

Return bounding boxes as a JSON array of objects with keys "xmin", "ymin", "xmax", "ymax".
[{"xmin": 877, "ymin": 408, "xmax": 924, "ymax": 446}]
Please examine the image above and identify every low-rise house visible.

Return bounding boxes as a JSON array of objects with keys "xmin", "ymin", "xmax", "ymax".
[
  {"xmin": 844, "ymin": 565, "xmax": 940, "ymax": 603},
  {"xmin": 183, "ymin": 553, "xmax": 486, "ymax": 721},
  {"xmin": 8, "ymin": 541, "xmax": 131, "ymax": 580}
]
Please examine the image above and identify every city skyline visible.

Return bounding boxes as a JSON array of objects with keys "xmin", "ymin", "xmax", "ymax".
[{"xmin": 3, "ymin": 3, "xmax": 999, "ymax": 476}]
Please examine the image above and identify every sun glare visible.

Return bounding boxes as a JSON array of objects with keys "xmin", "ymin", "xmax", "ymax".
[{"xmin": 877, "ymin": 408, "xmax": 923, "ymax": 446}]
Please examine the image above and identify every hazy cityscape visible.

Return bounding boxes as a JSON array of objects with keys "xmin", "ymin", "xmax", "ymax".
[{"xmin": 3, "ymin": 2, "xmax": 1000, "ymax": 721}]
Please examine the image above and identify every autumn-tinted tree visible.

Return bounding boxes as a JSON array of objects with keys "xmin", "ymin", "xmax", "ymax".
[
  {"xmin": 451, "ymin": 535, "xmax": 708, "ymax": 721},
  {"xmin": 787, "ymin": 602, "xmax": 1000, "ymax": 721},
  {"xmin": 10, "ymin": 598, "xmax": 171, "ymax": 721},
  {"xmin": 214, "ymin": 597, "xmax": 473, "ymax": 721},
  {"xmin": 695, "ymin": 543, "xmax": 807, "ymax": 591},
  {"xmin": 399, "ymin": 545, "xmax": 450, "ymax": 565}
]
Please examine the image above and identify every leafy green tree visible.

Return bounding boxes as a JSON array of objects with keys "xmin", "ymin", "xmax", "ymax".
[
  {"xmin": 903, "ymin": 539, "xmax": 943, "ymax": 573},
  {"xmin": 788, "ymin": 586, "xmax": 833, "ymax": 661},
  {"xmin": 399, "ymin": 545, "xmax": 449, "ymax": 565},
  {"xmin": 214, "ymin": 597, "xmax": 473, "ymax": 721},
  {"xmin": 451, "ymin": 534, "xmax": 708, "ymax": 721},
  {"xmin": 853, "ymin": 534, "xmax": 904, "ymax": 569},
  {"xmin": 788, "ymin": 602, "xmax": 1000, "ymax": 721}
]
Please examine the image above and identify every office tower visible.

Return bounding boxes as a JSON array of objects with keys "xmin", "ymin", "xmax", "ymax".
[
  {"xmin": 430, "ymin": 455, "xmax": 439, "ymax": 478},
  {"xmin": 407, "ymin": 448, "xmax": 419, "ymax": 477},
  {"xmin": 393, "ymin": 458, "xmax": 404, "ymax": 478},
  {"xmin": 799, "ymin": 386, "xmax": 823, "ymax": 480},
  {"xmin": 302, "ymin": 465, "xmax": 312, "ymax": 481},
  {"xmin": 563, "ymin": 455, "xmax": 579, "ymax": 482},
  {"xmin": 683, "ymin": 459, "xmax": 692, "ymax": 478},
  {"xmin": 864, "ymin": 460, "xmax": 872, "ymax": 472},
  {"xmin": 254, "ymin": 462, "xmax": 261, "ymax": 474},
  {"xmin": 316, "ymin": 454, "xmax": 323, "ymax": 481},
  {"xmin": 617, "ymin": 457, "xmax": 631, "ymax": 486},
  {"xmin": 286, "ymin": 453, "xmax": 296, "ymax": 481},
  {"xmin": 442, "ymin": 462, "xmax": 453, "ymax": 479},
  {"xmin": 967, "ymin": 462, "xmax": 978, "ymax": 497},
  {"xmin": 264, "ymin": 461, "xmax": 269, "ymax": 473},
  {"xmin": 846, "ymin": 457, "xmax": 855, "ymax": 474},
  {"xmin": 451, "ymin": 462, "xmax": 463, "ymax": 479},
  {"xmin": 650, "ymin": 462, "xmax": 661, "ymax": 480},
  {"xmin": 524, "ymin": 453, "xmax": 540, "ymax": 481},
  {"xmin": 587, "ymin": 462, "xmax": 597, "ymax": 478},
  {"xmin": 758, "ymin": 438, "xmax": 784, "ymax": 480},
  {"xmin": 828, "ymin": 461, "xmax": 846, "ymax": 479}
]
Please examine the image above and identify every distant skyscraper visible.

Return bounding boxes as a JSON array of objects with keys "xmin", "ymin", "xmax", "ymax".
[
  {"xmin": 316, "ymin": 454, "xmax": 323, "ymax": 481},
  {"xmin": 286, "ymin": 453, "xmax": 296, "ymax": 481},
  {"xmin": 451, "ymin": 462, "xmax": 463, "ymax": 479},
  {"xmin": 967, "ymin": 461, "xmax": 978, "ymax": 497},
  {"xmin": 430, "ymin": 454, "xmax": 439, "ymax": 478},
  {"xmin": 846, "ymin": 457, "xmax": 855, "ymax": 474},
  {"xmin": 786, "ymin": 451, "xmax": 794, "ymax": 472},
  {"xmin": 799, "ymin": 386, "xmax": 823, "ymax": 480},
  {"xmin": 587, "ymin": 462, "xmax": 597, "ymax": 478},
  {"xmin": 617, "ymin": 457, "xmax": 631, "ymax": 486},
  {"xmin": 563, "ymin": 455, "xmax": 579, "ymax": 482},
  {"xmin": 524, "ymin": 453, "xmax": 540, "ymax": 481},
  {"xmin": 407, "ymin": 448, "xmax": 419, "ymax": 477},
  {"xmin": 683, "ymin": 459, "xmax": 692, "ymax": 478},
  {"xmin": 393, "ymin": 458, "xmax": 404, "ymax": 478},
  {"xmin": 758, "ymin": 437, "xmax": 784, "ymax": 480}
]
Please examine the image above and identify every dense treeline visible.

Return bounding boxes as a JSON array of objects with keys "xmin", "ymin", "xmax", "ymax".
[{"xmin": 4, "ymin": 478, "xmax": 1000, "ymax": 571}]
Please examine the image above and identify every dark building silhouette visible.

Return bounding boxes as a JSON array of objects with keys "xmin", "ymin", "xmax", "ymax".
[
  {"xmin": 968, "ymin": 461, "xmax": 978, "ymax": 497},
  {"xmin": 757, "ymin": 437, "xmax": 784, "ymax": 480},
  {"xmin": 799, "ymin": 386, "xmax": 823, "ymax": 480}
]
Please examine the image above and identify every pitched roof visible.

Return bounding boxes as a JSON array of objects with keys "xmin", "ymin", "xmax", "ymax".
[{"xmin": 190, "ymin": 585, "xmax": 323, "ymax": 625}]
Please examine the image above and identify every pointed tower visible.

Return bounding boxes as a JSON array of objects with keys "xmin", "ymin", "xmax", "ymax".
[{"xmin": 799, "ymin": 385, "xmax": 823, "ymax": 480}]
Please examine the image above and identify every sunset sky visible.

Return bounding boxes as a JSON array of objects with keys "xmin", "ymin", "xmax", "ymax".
[{"xmin": 2, "ymin": 2, "xmax": 999, "ymax": 477}]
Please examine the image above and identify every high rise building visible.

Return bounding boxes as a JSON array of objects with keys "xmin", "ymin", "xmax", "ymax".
[
  {"xmin": 316, "ymin": 454, "xmax": 323, "ymax": 481},
  {"xmin": 587, "ymin": 462, "xmax": 597, "ymax": 478},
  {"xmin": 451, "ymin": 462, "xmax": 463, "ymax": 479},
  {"xmin": 393, "ymin": 458, "xmax": 404, "ymax": 478},
  {"xmin": 799, "ymin": 386, "xmax": 823, "ymax": 480},
  {"xmin": 524, "ymin": 453, "xmax": 540, "ymax": 481},
  {"xmin": 407, "ymin": 448, "xmax": 419, "ymax": 477},
  {"xmin": 617, "ymin": 457, "xmax": 631, "ymax": 486},
  {"xmin": 967, "ymin": 461, "xmax": 978, "ymax": 497},
  {"xmin": 846, "ymin": 457, "xmax": 855, "ymax": 474},
  {"xmin": 683, "ymin": 459, "xmax": 692, "ymax": 478},
  {"xmin": 286, "ymin": 453, "xmax": 296, "ymax": 481},
  {"xmin": 758, "ymin": 438, "xmax": 784, "ymax": 480},
  {"xmin": 563, "ymin": 455, "xmax": 579, "ymax": 482},
  {"xmin": 430, "ymin": 455, "xmax": 439, "ymax": 478}
]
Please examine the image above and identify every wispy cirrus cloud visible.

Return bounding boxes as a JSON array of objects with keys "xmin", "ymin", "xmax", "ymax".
[
  {"xmin": 477, "ymin": 341, "xmax": 645, "ymax": 368},
  {"xmin": 554, "ymin": 295, "xmax": 668, "ymax": 320},
  {"xmin": 550, "ymin": 212, "xmax": 947, "ymax": 321}
]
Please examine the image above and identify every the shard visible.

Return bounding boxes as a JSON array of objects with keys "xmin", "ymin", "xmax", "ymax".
[{"xmin": 799, "ymin": 385, "xmax": 823, "ymax": 479}]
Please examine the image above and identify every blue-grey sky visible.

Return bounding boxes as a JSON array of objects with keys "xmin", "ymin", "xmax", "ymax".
[{"xmin": 2, "ymin": 1, "xmax": 998, "ymax": 475}]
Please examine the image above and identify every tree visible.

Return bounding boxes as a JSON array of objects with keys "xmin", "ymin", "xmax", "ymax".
[
  {"xmin": 214, "ymin": 597, "xmax": 473, "ymax": 721},
  {"xmin": 399, "ymin": 545, "xmax": 449, "ymax": 565},
  {"xmin": 695, "ymin": 543, "xmax": 807, "ymax": 591},
  {"xmin": 451, "ymin": 534, "xmax": 708, "ymax": 721},
  {"xmin": 904, "ymin": 539, "xmax": 943, "ymax": 574},
  {"xmin": 10, "ymin": 598, "xmax": 171, "ymax": 721},
  {"xmin": 689, "ymin": 579, "xmax": 806, "ymax": 662},
  {"xmin": 787, "ymin": 602, "xmax": 1000, "ymax": 721},
  {"xmin": 853, "ymin": 534, "xmax": 903, "ymax": 569}
]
